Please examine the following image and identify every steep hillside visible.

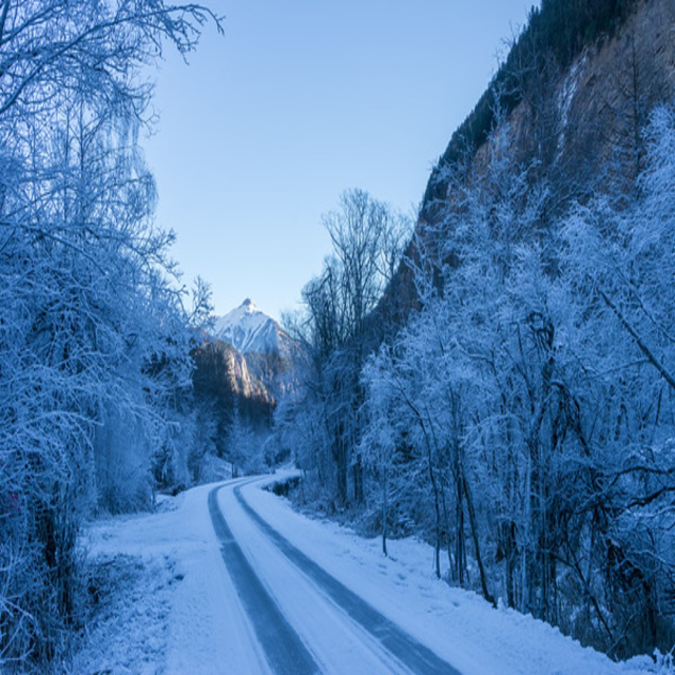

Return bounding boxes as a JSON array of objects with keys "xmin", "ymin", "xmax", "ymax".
[
  {"xmin": 424, "ymin": 0, "xmax": 675, "ymax": 222},
  {"xmin": 192, "ymin": 339, "xmax": 273, "ymax": 435},
  {"xmin": 378, "ymin": 0, "xmax": 675, "ymax": 329}
]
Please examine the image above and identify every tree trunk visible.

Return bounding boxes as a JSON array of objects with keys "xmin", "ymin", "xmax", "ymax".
[
  {"xmin": 382, "ymin": 473, "xmax": 388, "ymax": 557},
  {"xmin": 462, "ymin": 466, "xmax": 495, "ymax": 607}
]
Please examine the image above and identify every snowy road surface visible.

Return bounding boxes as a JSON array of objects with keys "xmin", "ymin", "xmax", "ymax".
[
  {"xmin": 72, "ymin": 474, "xmax": 657, "ymax": 674},
  {"xmin": 209, "ymin": 479, "xmax": 460, "ymax": 674}
]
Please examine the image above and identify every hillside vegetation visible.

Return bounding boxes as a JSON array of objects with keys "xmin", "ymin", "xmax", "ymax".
[
  {"xmin": 275, "ymin": 0, "xmax": 675, "ymax": 661},
  {"xmin": 424, "ymin": 0, "xmax": 640, "ymax": 213}
]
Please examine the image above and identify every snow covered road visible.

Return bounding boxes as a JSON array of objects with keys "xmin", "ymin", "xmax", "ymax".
[
  {"xmin": 210, "ymin": 479, "xmax": 459, "ymax": 674},
  {"xmin": 72, "ymin": 475, "xmax": 658, "ymax": 674},
  {"xmin": 208, "ymin": 481, "xmax": 318, "ymax": 674}
]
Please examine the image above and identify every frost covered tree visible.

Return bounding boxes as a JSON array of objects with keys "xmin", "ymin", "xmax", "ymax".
[
  {"xmin": 359, "ymin": 104, "xmax": 675, "ymax": 657},
  {"xmin": 362, "ymin": 124, "xmax": 552, "ymax": 598},
  {"xmin": 555, "ymin": 103, "xmax": 675, "ymax": 656},
  {"xmin": 0, "ymin": 0, "xmax": 220, "ymax": 668},
  {"xmin": 284, "ymin": 189, "xmax": 410, "ymax": 507},
  {"xmin": 360, "ymin": 346, "xmax": 406, "ymax": 557}
]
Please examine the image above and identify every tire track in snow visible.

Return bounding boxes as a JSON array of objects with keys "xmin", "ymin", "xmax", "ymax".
[
  {"xmin": 208, "ymin": 484, "xmax": 320, "ymax": 675},
  {"xmin": 234, "ymin": 484, "xmax": 462, "ymax": 675}
]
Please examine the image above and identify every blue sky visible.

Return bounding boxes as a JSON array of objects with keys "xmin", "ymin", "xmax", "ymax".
[{"xmin": 143, "ymin": 1, "xmax": 536, "ymax": 321}]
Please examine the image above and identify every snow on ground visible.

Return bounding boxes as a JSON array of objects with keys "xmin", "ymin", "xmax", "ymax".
[
  {"xmin": 68, "ymin": 474, "xmax": 670, "ymax": 674},
  {"xmin": 243, "ymin": 472, "xmax": 664, "ymax": 675},
  {"xmin": 68, "ymin": 482, "xmax": 268, "ymax": 675}
]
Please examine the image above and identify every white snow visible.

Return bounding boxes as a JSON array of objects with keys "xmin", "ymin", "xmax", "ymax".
[
  {"xmin": 69, "ymin": 474, "xmax": 666, "ymax": 674},
  {"xmin": 70, "ymin": 482, "xmax": 269, "ymax": 674},
  {"xmin": 555, "ymin": 54, "xmax": 586, "ymax": 160},
  {"xmin": 212, "ymin": 298, "xmax": 287, "ymax": 354}
]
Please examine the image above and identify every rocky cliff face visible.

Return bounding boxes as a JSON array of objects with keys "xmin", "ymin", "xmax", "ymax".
[
  {"xmin": 467, "ymin": 0, "xmax": 675, "ymax": 198},
  {"xmin": 379, "ymin": 0, "xmax": 675, "ymax": 328},
  {"xmin": 192, "ymin": 338, "xmax": 273, "ymax": 446}
]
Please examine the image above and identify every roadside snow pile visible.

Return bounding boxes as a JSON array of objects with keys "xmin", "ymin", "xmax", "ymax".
[
  {"xmin": 67, "ymin": 483, "xmax": 267, "ymax": 675},
  {"xmin": 68, "ymin": 554, "xmax": 175, "ymax": 674}
]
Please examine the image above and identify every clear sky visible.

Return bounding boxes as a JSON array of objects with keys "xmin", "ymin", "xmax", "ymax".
[{"xmin": 143, "ymin": 1, "xmax": 536, "ymax": 321}]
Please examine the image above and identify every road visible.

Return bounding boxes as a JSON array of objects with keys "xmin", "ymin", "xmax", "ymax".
[
  {"xmin": 209, "ymin": 477, "xmax": 461, "ymax": 675},
  {"xmin": 72, "ymin": 475, "xmax": 645, "ymax": 674}
]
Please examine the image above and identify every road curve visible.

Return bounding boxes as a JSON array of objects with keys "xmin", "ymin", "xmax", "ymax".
[{"xmin": 209, "ymin": 478, "xmax": 462, "ymax": 675}]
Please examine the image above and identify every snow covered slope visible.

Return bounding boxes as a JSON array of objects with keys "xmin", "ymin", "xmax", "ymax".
[{"xmin": 212, "ymin": 298, "xmax": 290, "ymax": 355}]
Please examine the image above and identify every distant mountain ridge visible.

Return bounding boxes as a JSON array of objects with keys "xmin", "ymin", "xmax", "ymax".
[
  {"xmin": 195, "ymin": 300, "xmax": 298, "ymax": 429},
  {"xmin": 212, "ymin": 298, "xmax": 291, "ymax": 355}
]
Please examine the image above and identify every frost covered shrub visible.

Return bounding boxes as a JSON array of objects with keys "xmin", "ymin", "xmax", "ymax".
[{"xmin": 94, "ymin": 405, "xmax": 154, "ymax": 514}]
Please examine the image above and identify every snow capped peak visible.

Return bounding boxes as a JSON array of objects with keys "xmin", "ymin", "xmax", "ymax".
[{"xmin": 212, "ymin": 300, "xmax": 289, "ymax": 355}]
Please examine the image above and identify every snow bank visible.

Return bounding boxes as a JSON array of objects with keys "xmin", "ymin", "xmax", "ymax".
[
  {"xmin": 246, "ymin": 472, "xmax": 662, "ymax": 675},
  {"xmin": 68, "ymin": 482, "xmax": 267, "ymax": 674}
]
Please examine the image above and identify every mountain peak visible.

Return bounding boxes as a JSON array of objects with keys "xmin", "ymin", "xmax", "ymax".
[{"xmin": 212, "ymin": 300, "xmax": 290, "ymax": 355}]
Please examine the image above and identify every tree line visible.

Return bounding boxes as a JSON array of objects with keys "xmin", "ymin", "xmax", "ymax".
[
  {"xmin": 275, "ymin": 102, "xmax": 675, "ymax": 659},
  {"xmin": 0, "ymin": 1, "xmax": 221, "ymax": 669}
]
